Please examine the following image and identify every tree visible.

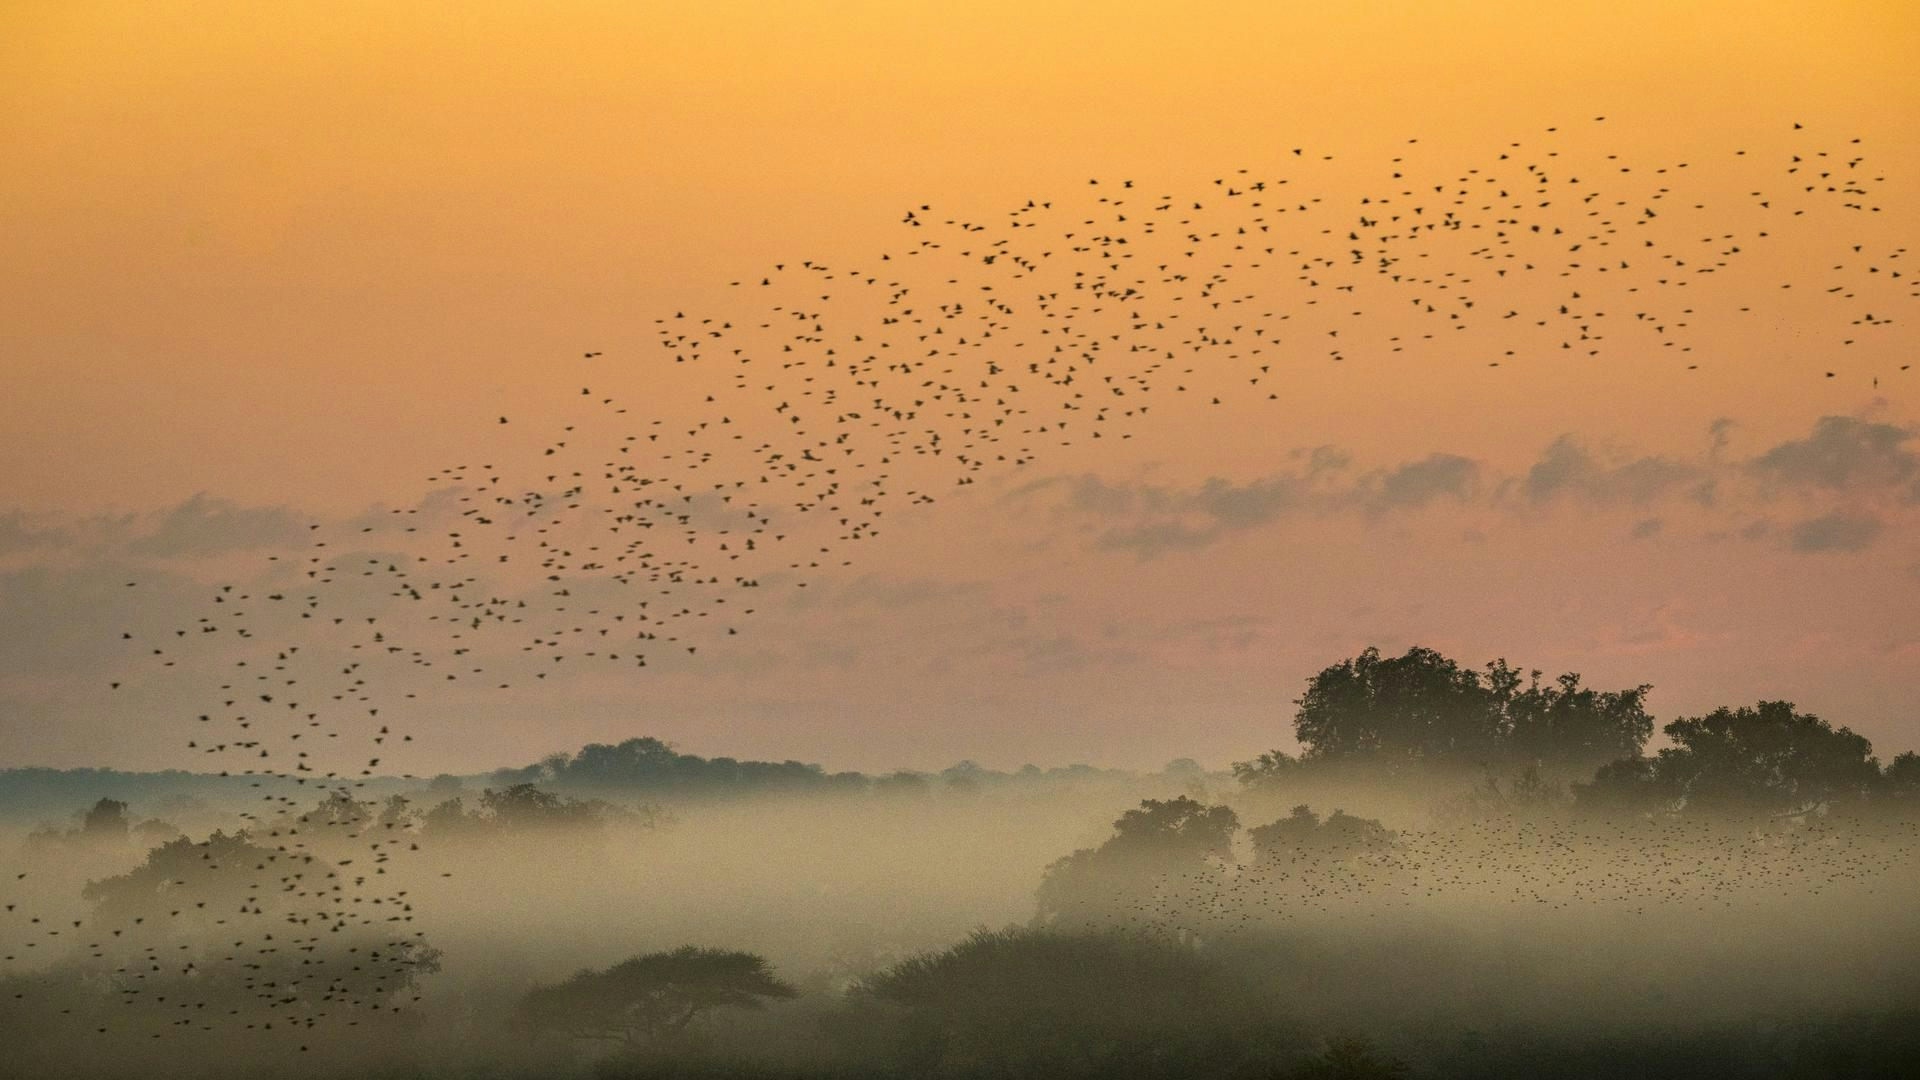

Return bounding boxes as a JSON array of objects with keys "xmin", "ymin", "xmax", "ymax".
[
  {"xmin": 479, "ymin": 782, "xmax": 592, "ymax": 829},
  {"xmin": 1287, "ymin": 1035, "xmax": 1410, "ymax": 1079},
  {"xmin": 845, "ymin": 927, "xmax": 1287, "ymax": 1079},
  {"xmin": 80, "ymin": 797, "xmax": 130, "ymax": 839},
  {"xmin": 420, "ymin": 794, "xmax": 481, "ymax": 836},
  {"xmin": 1036, "ymin": 798, "xmax": 1239, "ymax": 926},
  {"xmin": 1656, "ymin": 701, "xmax": 1879, "ymax": 815},
  {"xmin": 1573, "ymin": 756, "xmax": 1678, "ymax": 817},
  {"xmin": 1109, "ymin": 796, "xmax": 1240, "ymax": 861},
  {"xmin": 1487, "ymin": 664, "xmax": 1653, "ymax": 777},
  {"xmin": 1885, "ymin": 752, "xmax": 1920, "ymax": 805},
  {"xmin": 1575, "ymin": 701, "xmax": 1881, "ymax": 818},
  {"xmin": 419, "ymin": 783, "xmax": 656, "ymax": 843},
  {"xmin": 1232, "ymin": 749, "xmax": 1302, "ymax": 789},
  {"xmin": 1248, "ymin": 805, "xmax": 1398, "ymax": 867},
  {"xmin": 1293, "ymin": 646, "xmax": 1494, "ymax": 765},
  {"xmin": 1433, "ymin": 765, "xmax": 1575, "ymax": 824},
  {"xmin": 518, "ymin": 946, "xmax": 796, "ymax": 1047},
  {"xmin": 502, "ymin": 736, "xmax": 866, "ymax": 798},
  {"xmin": 77, "ymin": 827, "xmax": 440, "ymax": 1033},
  {"xmin": 24, "ymin": 797, "xmax": 149, "ymax": 858},
  {"xmin": 1251, "ymin": 646, "xmax": 1654, "ymax": 781},
  {"xmin": 81, "ymin": 830, "xmax": 285, "ymax": 932}
]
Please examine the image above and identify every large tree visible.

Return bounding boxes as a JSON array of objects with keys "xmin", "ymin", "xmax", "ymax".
[
  {"xmin": 1487, "ymin": 663, "xmax": 1653, "ymax": 776},
  {"xmin": 1036, "ymin": 797, "xmax": 1240, "ymax": 927},
  {"xmin": 1671, "ymin": 701, "xmax": 1871, "ymax": 815},
  {"xmin": 845, "ymin": 928, "xmax": 1287, "ymax": 1079},
  {"xmin": 1247, "ymin": 805, "xmax": 1398, "ymax": 867},
  {"xmin": 1885, "ymin": 752, "xmax": 1920, "ymax": 805},
  {"xmin": 1260, "ymin": 646, "xmax": 1652, "ymax": 779},
  {"xmin": 1576, "ymin": 701, "xmax": 1881, "ymax": 818},
  {"xmin": 1293, "ymin": 646, "xmax": 1493, "ymax": 764},
  {"xmin": 1107, "ymin": 796, "xmax": 1241, "ymax": 862},
  {"xmin": 518, "ymin": 946, "xmax": 796, "ymax": 1048}
]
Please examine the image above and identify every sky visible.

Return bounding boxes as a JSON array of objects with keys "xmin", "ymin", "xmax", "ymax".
[{"xmin": 1, "ymin": 1, "xmax": 1917, "ymax": 775}]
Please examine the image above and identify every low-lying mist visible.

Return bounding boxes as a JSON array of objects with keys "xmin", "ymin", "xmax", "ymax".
[
  {"xmin": 6, "ymin": 773, "xmax": 1919, "ymax": 1079},
  {"xmin": 6, "ymin": 647, "xmax": 1920, "ymax": 1079}
]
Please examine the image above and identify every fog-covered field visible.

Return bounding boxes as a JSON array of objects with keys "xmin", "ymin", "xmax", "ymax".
[{"xmin": 6, "ymin": 692, "xmax": 1920, "ymax": 1079}]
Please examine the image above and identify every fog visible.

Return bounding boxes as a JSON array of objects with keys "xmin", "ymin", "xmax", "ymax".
[{"xmin": 6, "ymin": 703, "xmax": 1919, "ymax": 1079}]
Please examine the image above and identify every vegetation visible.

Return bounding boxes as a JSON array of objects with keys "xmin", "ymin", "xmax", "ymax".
[
  {"xmin": 4, "ymin": 644, "xmax": 1919, "ymax": 1078},
  {"xmin": 519, "ymin": 946, "xmax": 796, "ymax": 1047},
  {"xmin": 1239, "ymin": 646, "xmax": 1653, "ymax": 782}
]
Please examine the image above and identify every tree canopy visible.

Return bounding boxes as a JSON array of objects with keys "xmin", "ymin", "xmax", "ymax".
[
  {"xmin": 1036, "ymin": 797, "xmax": 1240, "ymax": 926},
  {"xmin": 492, "ymin": 736, "xmax": 869, "ymax": 798},
  {"xmin": 518, "ymin": 946, "xmax": 796, "ymax": 1047},
  {"xmin": 1244, "ymin": 645, "xmax": 1652, "ymax": 781},
  {"xmin": 846, "ymin": 927, "xmax": 1287, "ymax": 1079},
  {"xmin": 1576, "ymin": 700, "xmax": 1881, "ymax": 817},
  {"xmin": 1248, "ymin": 805, "xmax": 1398, "ymax": 867}
]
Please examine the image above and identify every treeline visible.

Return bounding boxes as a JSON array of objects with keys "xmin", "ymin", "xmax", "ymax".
[
  {"xmin": 0, "ymin": 747, "xmax": 1149, "ymax": 835},
  {"xmin": 1234, "ymin": 645, "xmax": 1919, "ymax": 819},
  {"xmin": 505, "ymin": 928, "xmax": 1920, "ymax": 1080},
  {"xmin": 0, "ymin": 768, "xmax": 261, "ymax": 824},
  {"xmin": 483, "ymin": 735, "xmax": 1145, "ymax": 801}
]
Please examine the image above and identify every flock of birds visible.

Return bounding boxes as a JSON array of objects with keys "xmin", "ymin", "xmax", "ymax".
[
  {"xmin": 2, "ymin": 119, "xmax": 1914, "ymax": 1060},
  {"xmin": 1066, "ymin": 813, "xmax": 1920, "ymax": 939}
]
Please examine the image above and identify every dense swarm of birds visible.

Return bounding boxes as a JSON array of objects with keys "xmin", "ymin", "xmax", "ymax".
[
  {"xmin": 2, "ymin": 119, "xmax": 1913, "ymax": 1056},
  {"xmin": 1046, "ymin": 812, "xmax": 1920, "ymax": 938}
]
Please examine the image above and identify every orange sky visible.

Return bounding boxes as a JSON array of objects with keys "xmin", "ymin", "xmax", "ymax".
[{"xmin": 1, "ymin": 1, "xmax": 1916, "ymax": 773}]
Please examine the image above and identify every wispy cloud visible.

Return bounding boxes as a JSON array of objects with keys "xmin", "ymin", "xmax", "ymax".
[
  {"xmin": 1788, "ymin": 511, "xmax": 1883, "ymax": 553},
  {"xmin": 1747, "ymin": 416, "xmax": 1917, "ymax": 494},
  {"xmin": 1014, "ymin": 415, "xmax": 1920, "ymax": 558}
]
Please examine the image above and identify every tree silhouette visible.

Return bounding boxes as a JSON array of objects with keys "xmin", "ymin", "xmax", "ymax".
[
  {"xmin": 1293, "ymin": 646, "xmax": 1493, "ymax": 765},
  {"xmin": 80, "ymin": 797, "xmax": 130, "ymax": 838},
  {"xmin": 1257, "ymin": 646, "xmax": 1652, "ymax": 781},
  {"xmin": 23, "ymin": 797, "xmax": 158, "ymax": 859},
  {"xmin": 1248, "ymin": 805, "xmax": 1398, "ymax": 867},
  {"xmin": 1487, "ymin": 663, "xmax": 1653, "ymax": 777},
  {"xmin": 1885, "ymin": 751, "xmax": 1920, "ymax": 807},
  {"xmin": 1109, "ymin": 796, "xmax": 1241, "ymax": 860},
  {"xmin": 80, "ymin": 829, "xmax": 288, "ymax": 933},
  {"xmin": 1036, "ymin": 797, "xmax": 1239, "ymax": 926},
  {"xmin": 518, "ymin": 946, "xmax": 796, "ymax": 1047},
  {"xmin": 1576, "ymin": 701, "xmax": 1881, "ymax": 818},
  {"xmin": 70, "ymin": 826, "xmax": 439, "ymax": 1051},
  {"xmin": 418, "ymin": 782, "xmax": 651, "ymax": 840},
  {"xmin": 494, "ymin": 736, "xmax": 868, "ymax": 797},
  {"xmin": 1286, "ymin": 1035, "xmax": 1410, "ymax": 1079},
  {"xmin": 1574, "ymin": 756, "xmax": 1680, "ymax": 816},
  {"xmin": 846, "ymin": 927, "xmax": 1287, "ymax": 1079}
]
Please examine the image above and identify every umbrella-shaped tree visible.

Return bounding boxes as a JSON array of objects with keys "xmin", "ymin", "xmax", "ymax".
[{"xmin": 519, "ymin": 946, "xmax": 796, "ymax": 1047}]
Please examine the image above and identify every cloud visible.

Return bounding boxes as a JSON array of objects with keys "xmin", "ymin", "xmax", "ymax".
[
  {"xmin": 1189, "ymin": 475, "xmax": 1306, "ymax": 528},
  {"xmin": 1031, "ymin": 448, "xmax": 1486, "ymax": 559},
  {"xmin": 1369, "ymin": 453, "xmax": 1479, "ymax": 509},
  {"xmin": 0, "ymin": 560, "xmax": 205, "ymax": 677},
  {"xmin": 1708, "ymin": 417, "xmax": 1736, "ymax": 457},
  {"xmin": 1747, "ymin": 416, "xmax": 1918, "ymax": 493},
  {"xmin": 1005, "ymin": 413, "xmax": 1920, "ymax": 562},
  {"xmin": 0, "ymin": 511, "xmax": 70, "ymax": 554},
  {"xmin": 1096, "ymin": 520, "xmax": 1220, "ymax": 558},
  {"xmin": 1064, "ymin": 474, "xmax": 1143, "ymax": 517},
  {"xmin": 1520, "ymin": 436, "xmax": 1697, "ymax": 505},
  {"xmin": 1787, "ymin": 511, "xmax": 1883, "ymax": 553},
  {"xmin": 125, "ymin": 493, "xmax": 310, "ymax": 557},
  {"xmin": 1303, "ymin": 445, "xmax": 1352, "ymax": 474}
]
